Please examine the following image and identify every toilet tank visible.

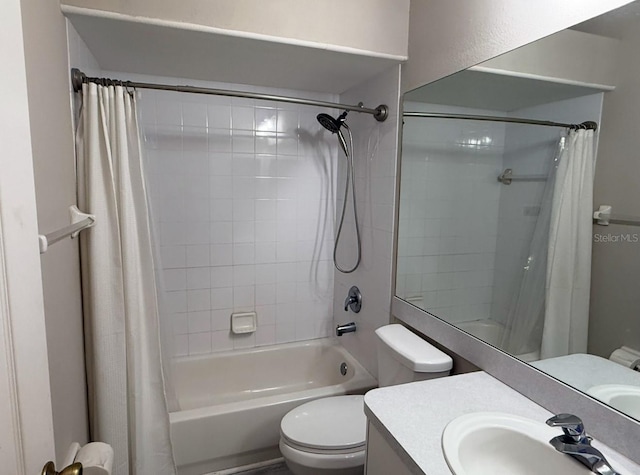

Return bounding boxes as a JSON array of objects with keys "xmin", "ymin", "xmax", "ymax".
[{"xmin": 375, "ymin": 324, "xmax": 453, "ymax": 387}]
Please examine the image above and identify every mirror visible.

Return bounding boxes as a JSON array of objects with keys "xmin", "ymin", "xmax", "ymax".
[{"xmin": 396, "ymin": 1, "xmax": 640, "ymax": 422}]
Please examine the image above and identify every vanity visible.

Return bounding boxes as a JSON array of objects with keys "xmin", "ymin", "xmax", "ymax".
[{"xmin": 363, "ymin": 372, "xmax": 640, "ymax": 474}]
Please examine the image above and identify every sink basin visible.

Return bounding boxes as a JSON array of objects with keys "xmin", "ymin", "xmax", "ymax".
[
  {"xmin": 588, "ymin": 384, "xmax": 640, "ymax": 420},
  {"xmin": 442, "ymin": 412, "xmax": 608, "ymax": 475}
]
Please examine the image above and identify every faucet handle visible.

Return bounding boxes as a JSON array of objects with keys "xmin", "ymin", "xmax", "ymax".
[{"xmin": 546, "ymin": 414, "xmax": 589, "ymax": 443}]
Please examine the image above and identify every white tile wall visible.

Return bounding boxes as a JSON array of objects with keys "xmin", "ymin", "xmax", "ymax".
[
  {"xmin": 396, "ymin": 102, "xmax": 505, "ymax": 324},
  {"xmin": 137, "ymin": 77, "xmax": 339, "ymax": 356}
]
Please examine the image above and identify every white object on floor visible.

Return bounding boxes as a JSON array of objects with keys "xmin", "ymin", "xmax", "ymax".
[
  {"xmin": 231, "ymin": 311, "xmax": 258, "ymax": 334},
  {"xmin": 75, "ymin": 442, "xmax": 115, "ymax": 475},
  {"xmin": 610, "ymin": 346, "xmax": 640, "ymax": 370}
]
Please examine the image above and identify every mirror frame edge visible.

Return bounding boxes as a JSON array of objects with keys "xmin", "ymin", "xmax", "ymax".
[{"xmin": 392, "ymin": 296, "xmax": 640, "ymax": 463}]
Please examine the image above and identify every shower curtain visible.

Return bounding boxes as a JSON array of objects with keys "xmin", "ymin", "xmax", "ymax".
[
  {"xmin": 76, "ymin": 83, "xmax": 176, "ymax": 475},
  {"xmin": 500, "ymin": 138, "xmax": 564, "ymax": 356},
  {"xmin": 501, "ymin": 129, "xmax": 595, "ymax": 359},
  {"xmin": 542, "ymin": 128, "xmax": 595, "ymax": 359}
]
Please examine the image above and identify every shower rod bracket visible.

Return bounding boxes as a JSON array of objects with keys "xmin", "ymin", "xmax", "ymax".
[
  {"xmin": 374, "ymin": 104, "xmax": 389, "ymax": 122},
  {"xmin": 71, "ymin": 68, "xmax": 390, "ymax": 123}
]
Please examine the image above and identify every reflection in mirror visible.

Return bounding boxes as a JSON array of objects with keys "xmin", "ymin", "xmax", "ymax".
[{"xmin": 396, "ymin": 1, "xmax": 640, "ymax": 421}]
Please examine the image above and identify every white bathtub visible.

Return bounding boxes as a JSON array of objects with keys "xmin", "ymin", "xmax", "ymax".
[
  {"xmin": 457, "ymin": 319, "xmax": 540, "ymax": 362},
  {"xmin": 169, "ymin": 338, "xmax": 376, "ymax": 475}
]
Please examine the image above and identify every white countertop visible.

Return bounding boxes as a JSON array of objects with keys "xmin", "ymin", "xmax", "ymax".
[
  {"xmin": 532, "ymin": 354, "xmax": 640, "ymax": 392},
  {"xmin": 364, "ymin": 371, "xmax": 640, "ymax": 475}
]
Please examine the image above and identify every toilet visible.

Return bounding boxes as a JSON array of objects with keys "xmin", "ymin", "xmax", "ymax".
[{"xmin": 279, "ymin": 324, "xmax": 453, "ymax": 475}]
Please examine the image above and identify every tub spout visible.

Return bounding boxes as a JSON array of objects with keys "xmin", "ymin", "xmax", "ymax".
[{"xmin": 336, "ymin": 322, "xmax": 356, "ymax": 336}]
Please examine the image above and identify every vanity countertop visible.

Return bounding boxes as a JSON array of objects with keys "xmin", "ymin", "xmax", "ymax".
[
  {"xmin": 364, "ymin": 371, "xmax": 640, "ymax": 475},
  {"xmin": 531, "ymin": 353, "xmax": 640, "ymax": 392}
]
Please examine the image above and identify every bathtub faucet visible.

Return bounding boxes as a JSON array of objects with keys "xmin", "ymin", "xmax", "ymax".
[{"xmin": 336, "ymin": 322, "xmax": 357, "ymax": 337}]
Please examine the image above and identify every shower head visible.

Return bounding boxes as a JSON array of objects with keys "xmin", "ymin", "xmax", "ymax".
[{"xmin": 317, "ymin": 111, "xmax": 348, "ymax": 134}]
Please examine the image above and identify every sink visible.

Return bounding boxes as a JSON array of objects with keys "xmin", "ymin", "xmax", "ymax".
[
  {"xmin": 588, "ymin": 384, "xmax": 640, "ymax": 420},
  {"xmin": 442, "ymin": 412, "xmax": 613, "ymax": 475}
]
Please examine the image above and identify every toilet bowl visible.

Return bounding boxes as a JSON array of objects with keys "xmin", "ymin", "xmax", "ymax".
[
  {"xmin": 279, "ymin": 324, "xmax": 453, "ymax": 475},
  {"xmin": 279, "ymin": 395, "xmax": 366, "ymax": 475}
]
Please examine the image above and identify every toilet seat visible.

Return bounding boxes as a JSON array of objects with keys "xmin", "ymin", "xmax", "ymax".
[{"xmin": 280, "ymin": 395, "xmax": 367, "ymax": 454}]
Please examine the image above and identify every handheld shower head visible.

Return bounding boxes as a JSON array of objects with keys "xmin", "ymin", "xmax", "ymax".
[
  {"xmin": 317, "ymin": 111, "xmax": 348, "ymax": 134},
  {"xmin": 317, "ymin": 112, "xmax": 349, "ymax": 155}
]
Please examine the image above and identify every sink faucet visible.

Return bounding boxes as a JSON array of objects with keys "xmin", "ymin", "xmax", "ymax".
[{"xmin": 546, "ymin": 414, "xmax": 621, "ymax": 475}]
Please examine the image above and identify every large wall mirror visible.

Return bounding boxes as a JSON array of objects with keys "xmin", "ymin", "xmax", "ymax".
[{"xmin": 396, "ymin": 2, "xmax": 640, "ymax": 425}]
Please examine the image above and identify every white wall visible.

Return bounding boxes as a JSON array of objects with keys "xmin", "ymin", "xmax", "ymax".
[
  {"xmin": 61, "ymin": 0, "xmax": 410, "ymax": 58},
  {"xmin": 20, "ymin": 1, "xmax": 88, "ymax": 465},
  {"xmin": 334, "ymin": 65, "xmax": 402, "ymax": 377},
  {"xmin": 404, "ymin": 0, "xmax": 634, "ymax": 93},
  {"xmin": 130, "ymin": 74, "xmax": 339, "ymax": 356},
  {"xmin": 0, "ymin": 0, "xmax": 56, "ymax": 471},
  {"xmin": 590, "ymin": 25, "xmax": 640, "ymax": 358},
  {"xmin": 397, "ymin": 102, "xmax": 505, "ymax": 323}
]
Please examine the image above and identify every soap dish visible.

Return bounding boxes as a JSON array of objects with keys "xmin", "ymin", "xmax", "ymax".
[{"xmin": 231, "ymin": 312, "xmax": 257, "ymax": 334}]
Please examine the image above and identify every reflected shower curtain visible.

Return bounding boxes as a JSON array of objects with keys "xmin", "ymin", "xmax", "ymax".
[
  {"xmin": 77, "ymin": 83, "xmax": 176, "ymax": 475},
  {"xmin": 500, "ymin": 129, "xmax": 595, "ymax": 359},
  {"xmin": 542, "ymin": 129, "xmax": 595, "ymax": 359},
  {"xmin": 500, "ymin": 138, "xmax": 564, "ymax": 356}
]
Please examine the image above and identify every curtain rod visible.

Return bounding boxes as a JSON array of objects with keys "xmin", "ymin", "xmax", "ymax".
[
  {"xmin": 403, "ymin": 111, "xmax": 597, "ymax": 131},
  {"xmin": 71, "ymin": 68, "xmax": 389, "ymax": 122}
]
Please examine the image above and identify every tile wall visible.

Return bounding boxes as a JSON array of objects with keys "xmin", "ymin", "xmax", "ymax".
[
  {"xmin": 135, "ymin": 80, "xmax": 339, "ymax": 357},
  {"xmin": 397, "ymin": 102, "xmax": 505, "ymax": 324}
]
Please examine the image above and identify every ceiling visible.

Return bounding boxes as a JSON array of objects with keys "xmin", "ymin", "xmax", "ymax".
[
  {"xmin": 66, "ymin": 12, "xmax": 402, "ymax": 94},
  {"xmin": 571, "ymin": 0, "xmax": 640, "ymax": 38},
  {"xmin": 404, "ymin": 69, "xmax": 607, "ymax": 112}
]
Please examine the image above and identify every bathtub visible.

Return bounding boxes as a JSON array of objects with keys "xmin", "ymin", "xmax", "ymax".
[
  {"xmin": 457, "ymin": 319, "xmax": 540, "ymax": 362},
  {"xmin": 169, "ymin": 338, "xmax": 376, "ymax": 475}
]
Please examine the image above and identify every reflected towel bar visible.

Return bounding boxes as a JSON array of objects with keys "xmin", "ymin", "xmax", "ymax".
[
  {"xmin": 497, "ymin": 168, "xmax": 547, "ymax": 185},
  {"xmin": 38, "ymin": 206, "xmax": 95, "ymax": 254},
  {"xmin": 593, "ymin": 205, "xmax": 640, "ymax": 227},
  {"xmin": 593, "ymin": 216, "xmax": 640, "ymax": 227}
]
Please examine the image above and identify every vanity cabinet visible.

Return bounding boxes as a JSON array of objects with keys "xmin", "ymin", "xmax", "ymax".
[{"xmin": 365, "ymin": 422, "xmax": 415, "ymax": 475}]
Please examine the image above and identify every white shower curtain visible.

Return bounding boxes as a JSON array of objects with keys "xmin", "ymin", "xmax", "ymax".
[
  {"xmin": 76, "ymin": 83, "xmax": 176, "ymax": 475},
  {"xmin": 541, "ymin": 129, "xmax": 595, "ymax": 359},
  {"xmin": 500, "ymin": 138, "xmax": 564, "ymax": 356}
]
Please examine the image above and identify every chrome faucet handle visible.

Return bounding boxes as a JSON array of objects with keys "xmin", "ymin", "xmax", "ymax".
[
  {"xmin": 344, "ymin": 286, "xmax": 362, "ymax": 313},
  {"xmin": 547, "ymin": 414, "xmax": 621, "ymax": 475},
  {"xmin": 546, "ymin": 413, "xmax": 589, "ymax": 443}
]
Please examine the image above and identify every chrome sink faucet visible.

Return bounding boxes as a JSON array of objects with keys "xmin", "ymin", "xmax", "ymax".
[{"xmin": 546, "ymin": 414, "xmax": 621, "ymax": 475}]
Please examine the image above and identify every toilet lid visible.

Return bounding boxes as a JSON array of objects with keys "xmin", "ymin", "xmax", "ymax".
[{"xmin": 280, "ymin": 395, "xmax": 367, "ymax": 451}]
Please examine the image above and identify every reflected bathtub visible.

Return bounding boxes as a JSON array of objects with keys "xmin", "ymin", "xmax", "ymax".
[
  {"xmin": 169, "ymin": 338, "xmax": 376, "ymax": 475},
  {"xmin": 457, "ymin": 319, "xmax": 540, "ymax": 362}
]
